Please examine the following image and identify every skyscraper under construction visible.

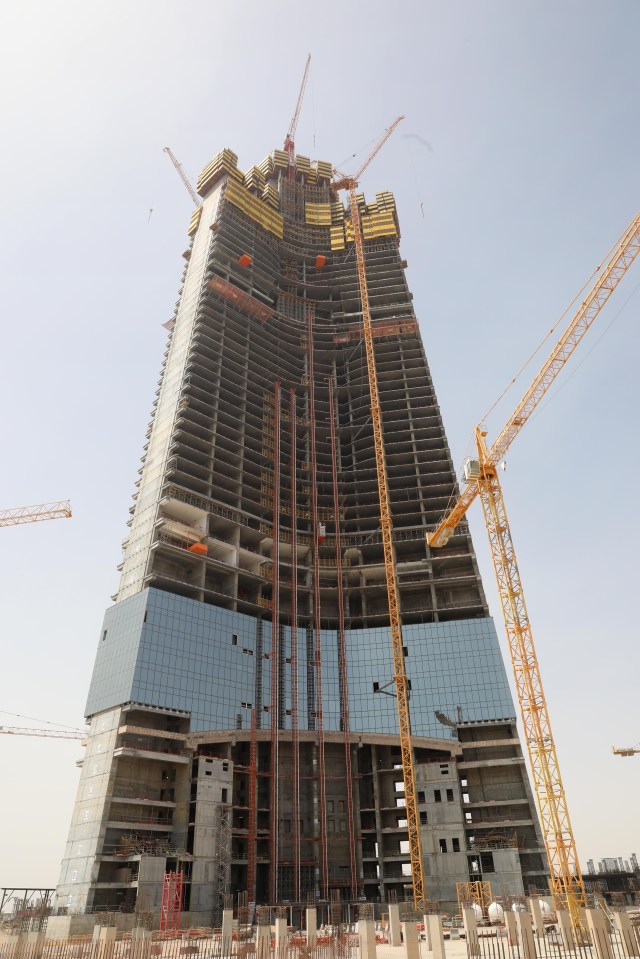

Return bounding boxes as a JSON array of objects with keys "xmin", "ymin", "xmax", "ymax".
[{"xmin": 55, "ymin": 141, "xmax": 547, "ymax": 923}]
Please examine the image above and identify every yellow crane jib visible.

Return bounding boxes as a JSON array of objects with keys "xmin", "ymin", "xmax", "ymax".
[
  {"xmin": 427, "ymin": 210, "xmax": 640, "ymax": 549},
  {"xmin": 0, "ymin": 501, "xmax": 72, "ymax": 528}
]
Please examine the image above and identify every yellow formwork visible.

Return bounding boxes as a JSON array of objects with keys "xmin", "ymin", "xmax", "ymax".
[
  {"xmin": 330, "ymin": 225, "xmax": 346, "ymax": 251},
  {"xmin": 197, "ymin": 148, "xmax": 240, "ymax": 195},
  {"xmin": 187, "ymin": 206, "xmax": 203, "ymax": 237},
  {"xmin": 273, "ymin": 149, "xmax": 288, "ymax": 169},
  {"xmin": 305, "ymin": 202, "xmax": 332, "ymax": 226},
  {"xmin": 225, "ymin": 178, "xmax": 284, "ymax": 239}
]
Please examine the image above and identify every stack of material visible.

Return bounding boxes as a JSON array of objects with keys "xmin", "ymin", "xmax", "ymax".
[
  {"xmin": 224, "ymin": 178, "xmax": 284, "ymax": 239},
  {"xmin": 187, "ymin": 207, "xmax": 203, "ymax": 237},
  {"xmin": 273, "ymin": 149, "xmax": 288, "ymax": 170},
  {"xmin": 295, "ymin": 154, "xmax": 311, "ymax": 176},
  {"xmin": 197, "ymin": 148, "xmax": 242, "ymax": 195},
  {"xmin": 262, "ymin": 183, "xmax": 280, "ymax": 210},
  {"xmin": 316, "ymin": 160, "xmax": 333, "ymax": 182},
  {"xmin": 244, "ymin": 165, "xmax": 266, "ymax": 194},
  {"xmin": 331, "ymin": 201, "xmax": 345, "ymax": 224},
  {"xmin": 305, "ymin": 202, "xmax": 332, "ymax": 226},
  {"xmin": 259, "ymin": 155, "xmax": 274, "ymax": 179}
]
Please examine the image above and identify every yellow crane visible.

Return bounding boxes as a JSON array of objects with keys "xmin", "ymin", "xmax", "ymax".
[
  {"xmin": 332, "ymin": 116, "xmax": 431, "ymax": 911},
  {"xmin": 0, "ymin": 501, "xmax": 72, "ymax": 529},
  {"xmin": 612, "ymin": 744, "xmax": 639, "ymax": 757},
  {"xmin": 428, "ymin": 210, "xmax": 640, "ymax": 934}
]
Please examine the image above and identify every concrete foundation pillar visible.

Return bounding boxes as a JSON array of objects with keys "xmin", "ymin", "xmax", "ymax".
[
  {"xmin": 585, "ymin": 909, "xmax": 614, "ymax": 959},
  {"xmin": 427, "ymin": 915, "xmax": 446, "ymax": 959},
  {"xmin": 388, "ymin": 903, "xmax": 402, "ymax": 946},
  {"xmin": 556, "ymin": 910, "xmax": 574, "ymax": 951},
  {"xmin": 614, "ymin": 911, "xmax": 640, "ymax": 957},
  {"xmin": 504, "ymin": 911, "xmax": 517, "ymax": 947},
  {"xmin": 306, "ymin": 907, "xmax": 317, "ymax": 947},
  {"xmin": 16, "ymin": 931, "xmax": 45, "ymax": 959},
  {"xmin": 402, "ymin": 919, "xmax": 419, "ymax": 959},
  {"xmin": 95, "ymin": 926, "xmax": 116, "ymax": 959},
  {"xmin": 515, "ymin": 911, "xmax": 536, "ymax": 959},
  {"xmin": 422, "ymin": 914, "xmax": 432, "ymax": 950},
  {"xmin": 256, "ymin": 925, "xmax": 271, "ymax": 959},
  {"xmin": 275, "ymin": 916, "xmax": 287, "ymax": 959},
  {"xmin": 131, "ymin": 927, "xmax": 151, "ymax": 959},
  {"xmin": 221, "ymin": 908, "xmax": 234, "ymax": 958},
  {"xmin": 359, "ymin": 918, "xmax": 377, "ymax": 959},
  {"xmin": 528, "ymin": 898, "xmax": 545, "ymax": 939},
  {"xmin": 462, "ymin": 908, "xmax": 480, "ymax": 957}
]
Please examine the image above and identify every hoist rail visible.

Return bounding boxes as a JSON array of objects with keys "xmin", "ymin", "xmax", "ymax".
[{"xmin": 428, "ymin": 210, "xmax": 640, "ymax": 548}]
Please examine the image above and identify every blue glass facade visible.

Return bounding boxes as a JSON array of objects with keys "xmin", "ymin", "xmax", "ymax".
[{"xmin": 87, "ymin": 588, "xmax": 515, "ymax": 739}]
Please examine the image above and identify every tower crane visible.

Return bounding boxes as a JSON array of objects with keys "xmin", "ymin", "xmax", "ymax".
[
  {"xmin": 0, "ymin": 726, "xmax": 85, "ymax": 740},
  {"xmin": 163, "ymin": 147, "xmax": 201, "ymax": 208},
  {"xmin": 612, "ymin": 745, "xmax": 639, "ymax": 757},
  {"xmin": 427, "ymin": 210, "xmax": 640, "ymax": 935},
  {"xmin": 331, "ymin": 116, "xmax": 432, "ymax": 911},
  {"xmin": 283, "ymin": 54, "xmax": 311, "ymax": 176},
  {"xmin": 0, "ymin": 501, "xmax": 72, "ymax": 529}
]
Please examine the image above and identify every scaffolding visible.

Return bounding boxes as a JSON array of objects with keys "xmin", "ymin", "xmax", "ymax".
[{"xmin": 159, "ymin": 871, "xmax": 183, "ymax": 932}]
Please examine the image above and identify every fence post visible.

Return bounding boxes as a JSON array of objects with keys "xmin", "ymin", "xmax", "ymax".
[
  {"xmin": 427, "ymin": 915, "xmax": 446, "ymax": 959},
  {"xmin": 462, "ymin": 908, "xmax": 480, "ymax": 958},
  {"xmin": 221, "ymin": 907, "xmax": 233, "ymax": 958},
  {"xmin": 131, "ymin": 927, "xmax": 151, "ymax": 959},
  {"xmin": 388, "ymin": 903, "xmax": 402, "ymax": 947},
  {"xmin": 515, "ymin": 911, "xmax": 536, "ymax": 959},
  {"xmin": 528, "ymin": 899, "xmax": 545, "ymax": 939},
  {"xmin": 306, "ymin": 907, "xmax": 317, "ymax": 947},
  {"xmin": 613, "ymin": 910, "xmax": 640, "ymax": 958},
  {"xmin": 97, "ymin": 925, "xmax": 117, "ymax": 959},
  {"xmin": 504, "ymin": 911, "xmax": 517, "ymax": 947},
  {"xmin": 555, "ymin": 910, "xmax": 574, "ymax": 951},
  {"xmin": 402, "ymin": 920, "xmax": 419, "ymax": 959},
  {"xmin": 585, "ymin": 909, "xmax": 615, "ymax": 959},
  {"xmin": 15, "ymin": 930, "xmax": 46, "ymax": 959},
  {"xmin": 275, "ymin": 913, "xmax": 287, "ymax": 959},
  {"xmin": 422, "ymin": 913, "xmax": 433, "ymax": 950},
  {"xmin": 359, "ymin": 915, "xmax": 377, "ymax": 959},
  {"xmin": 256, "ymin": 923, "xmax": 271, "ymax": 959}
]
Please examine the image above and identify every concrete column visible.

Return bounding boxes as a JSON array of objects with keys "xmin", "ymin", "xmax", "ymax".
[
  {"xmin": 585, "ymin": 909, "xmax": 614, "ymax": 959},
  {"xmin": 256, "ymin": 925, "xmax": 271, "ymax": 959},
  {"xmin": 275, "ymin": 916, "xmax": 287, "ymax": 959},
  {"xmin": 388, "ymin": 903, "xmax": 402, "ymax": 946},
  {"xmin": 556, "ymin": 910, "xmax": 574, "ymax": 951},
  {"xmin": 221, "ymin": 908, "xmax": 234, "ymax": 958},
  {"xmin": 515, "ymin": 911, "xmax": 536, "ymax": 959},
  {"xmin": 614, "ymin": 911, "xmax": 640, "ymax": 957},
  {"xmin": 504, "ymin": 911, "xmax": 517, "ymax": 947},
  {"xmin": 427, "ymin": 915, "xmax": 446, "ymax": 959},
  {"xmin": 97, "ymin": 926, "xmax": 117, "ymax": 959},
  {"xmin": 462, "ymin": 908, "xmax": 480, "ymax": 957},
  {"xmin": 131, "ymin": 928, "xmax": 151, "ymax": 959},
  {"xmin": 359, "ymin": 918, "xmax": 377, "ymax": 959},
  {"xmin": 422, "ymin": 914, "xmax": 433, "ymax": 950},
  {"xmin": 528, "ymin": 898, "xmax": 545, "ymax": 939},
  {"xmin": 402, "ymin": 920, "xmax": 419, "ymax": 959},
  {"xmin": 16, "ymin": 931, "xmax": 45, "ymax": 959},
  {"xmin": 306, "ymin": 907, "xmax": 317, "ymax": 947}
]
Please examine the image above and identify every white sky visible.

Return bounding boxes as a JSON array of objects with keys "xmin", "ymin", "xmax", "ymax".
[{"xmin": 0, "ymin": 0, "xmax": 638, "ymax": 891}]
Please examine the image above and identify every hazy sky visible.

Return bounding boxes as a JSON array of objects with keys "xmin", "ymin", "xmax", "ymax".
[{"xmin": 1, "ymin": 0, "xmax": 638, "ymax": 891}]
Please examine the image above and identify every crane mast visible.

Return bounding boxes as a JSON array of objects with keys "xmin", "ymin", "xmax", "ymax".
[
  {"xmin": 0, "ymin": 501, "xmax": 72, "ymax": 528},
  {"xmin": 427, "ymin": 210, "xmax": 640, "ymax": 937},
  {"xmin": 334, "ymin": 116, "xmax": 427, "ymax": 910}
]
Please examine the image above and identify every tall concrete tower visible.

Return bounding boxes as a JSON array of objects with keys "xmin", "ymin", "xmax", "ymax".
[{"xmin": 55, "ymin": 146, "xmax": 546, "ymax": 924}]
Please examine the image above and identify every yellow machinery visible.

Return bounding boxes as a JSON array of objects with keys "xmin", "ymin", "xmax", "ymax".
[
  {"xmin": 428, "ymin": 211, "xmax": 640, "ymax": 934},
  {"xmin": 0, "ymin": 501, "xmax": 72, "ymax": 528},
  {"xmin": 332, "ymin": 116, "xmax": 432, "ymax": 910},
  {"xmin": 612, "ymin": 744, "xmax": 639, "ymax": 757}
]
